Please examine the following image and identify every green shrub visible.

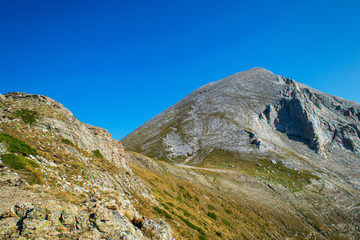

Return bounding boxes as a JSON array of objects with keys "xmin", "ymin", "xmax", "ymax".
[
  {"xmin": 61, "ymin": 138, "xmax": 74, "ymax": 146},
  {"xmin": 0, "ymin": 133, "xmax": 36, "ymax": 156},
  {"xmin": 225, "ymin": 209, "xmax": 232, "ymax": 214},
  {"xmin": 160, "ymin": 203, "xmax": 170, "ymax": 210},
  {"xmin": 222, "ymin": 219, "xmax": 231, "ymax": 226},
  {"xmin": 207, "ymin": 212, "xmax": 217, "ymax": 220},
  {"xmin": 199, "ymin": 235, "xmax": 208, "ymax": 240},
  {"xmin": 179, "ymin": 208, "xmax": 193, "ymax": 217},
  {"xmin": 215, "ymin": 231, "xmax": 222, "ymax": 237},
  {"xmin": 176, "ymin": 195, "xmax": 182, "ymax": 203},
  {"xmin": 16, "ymin": 109, "xmax": 39, "ymax": 125},
  {"xmin": 183, "ymin": 191, "xmax": 192, "ymax": 200},
  {"xmin": 163, "ymin": 190, "xmax": 174, "ymax": 198},
  {"xmin": 176, "ymin": 214, "xmax": 205, "ymax": 235},
  {"xmin": 92, "ymin": 149, "xmax": 103, "ymax": 158}
]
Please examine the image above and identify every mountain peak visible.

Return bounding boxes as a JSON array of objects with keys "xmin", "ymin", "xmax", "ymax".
[
  {"xmin": 123, "ymin": 69, "xmax": 360, "ymax": 166},
  {"xmin": 244, "ymin": 67, "xmax": 273, "ymax": 74}
]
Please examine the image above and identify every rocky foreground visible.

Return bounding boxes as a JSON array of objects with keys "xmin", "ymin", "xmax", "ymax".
[{"xmin": 0, "ymin": 93, "xmax": 173, "ymax": 239}]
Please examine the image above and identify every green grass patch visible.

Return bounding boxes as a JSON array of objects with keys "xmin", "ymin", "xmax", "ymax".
[
  {"xmin": 176, "ymin": 214, "xmax": 205, "ymax": 235},
  {"xmin": 222, "ymin": 219, "xmax": 231, "ymax": 226},
  {"xmin": 92, "ymin": 149, "xmax": 103, "ymax": 159},
  {"xmin": 201, "ymin": 149, "xmax": 321, "ymax": 192},
  {"xmin": 180, "ymin": 208, "xmax": 193, "ymax": 218},
  {"xmin": 172, "ymin": 155, "xmax": 187, "ymax": 162},
  {"xmin": 0, "ymin": 133, "xmax": 36, "ymax": 156},
  {"xmin": 183, "ymin": 191, "xmax": 192, "ymax": 200},
  {"xmin": 198, "ymin": 235, "xmax": 208, "ymax": 240},
  {"xmin": 1, "ymin": 153, "xmax": 39, "ymax": 170},
  {"xmin": 1, "ymin": 153, "xmax": 42, "ymax": 184},
  {"xmin": 163, "ymin": 190, "xmax": 174, "ymax": 198},
  {"xmin": 61, "ymin": 138, "xmax": 74, "ymax": 146},
  {"xmin": 160, "ymin": 203, "xmax": 170, "ymax": 210},
  {"xmin": 16, "ymin": 109, "xmax": 39, "ymax": 125},
  {"xmin": 225, "ymin": 209, "xmax": 232, "ymax": 214},
  {"xmin": 153, "ymin": 206, "xmax": 172, "ymax": 219},
  {"xmin": 207, "ymin": 212, "xmax": 217, "ymax": 220}
]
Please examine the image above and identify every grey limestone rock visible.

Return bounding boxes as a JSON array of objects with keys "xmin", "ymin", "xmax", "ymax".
[{"xmin": 123, "ymin": 67, "xmax": 360, "ymax": 177}]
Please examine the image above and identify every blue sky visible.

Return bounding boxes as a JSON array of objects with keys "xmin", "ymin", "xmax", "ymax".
[{"xmin": 1, "ymin": 0, "xmax": 360, "ymax": 140}]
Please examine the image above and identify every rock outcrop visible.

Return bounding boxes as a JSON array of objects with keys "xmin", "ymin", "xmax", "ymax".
[{"xmin": 0, "ymin": 92, "xmax": 174, "ymax": 239}]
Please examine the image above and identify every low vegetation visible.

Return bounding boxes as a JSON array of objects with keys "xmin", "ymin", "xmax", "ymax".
[
  {"xmin": 92, "ymin": 149, "xmax": 103, "ymax": 158},
  {"xmin": 1, "ymin": 153, "xmax": 39, "ymax": 170},
  {"xmin": 16, "ymin": 108, "xmax": 39, "ymax": 125},
  {"xmin": 0, "ymin": 133, "xmax": 37, "ymax": 156},
  {"xmin": 61, "ymin": 138, "xmax": 74, "ymax": 146},
  {"xmin": 128, "ymin": 152, "xmax": 288, "ymax": 240},
  {"xmin": 1, "ymin": 153, "xmax": 43, "ymax": 184},
  {"xmin": 201, "ymin": 149, "xmax": 320, "ymax": 192}
]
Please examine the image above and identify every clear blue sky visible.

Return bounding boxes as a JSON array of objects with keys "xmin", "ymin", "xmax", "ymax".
[{"xmin": 1, "ymin": 0, "xmax": 360, "ymax": 140}]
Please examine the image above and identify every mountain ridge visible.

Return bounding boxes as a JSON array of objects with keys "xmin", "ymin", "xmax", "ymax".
[{"xmin": 122, "ymin": 68, "xmax": 360, "ymax": 165}]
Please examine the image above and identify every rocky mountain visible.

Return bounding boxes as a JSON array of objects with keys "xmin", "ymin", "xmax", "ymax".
[
  {"xmin": 1, "ymin": 67, "xmax": 360, "ymax": 239},
  {"xmin": 123, "ymin": 68, "xmax": 360, "ymax": 239}
]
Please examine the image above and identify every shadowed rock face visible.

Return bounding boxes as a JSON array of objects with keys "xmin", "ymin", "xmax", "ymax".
[{"xmin": 123, "ymin": 67, "xmax": 360, "ymax": 171}]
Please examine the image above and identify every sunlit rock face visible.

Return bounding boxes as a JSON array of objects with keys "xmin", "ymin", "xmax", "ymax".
[{"xmin": 123, "ymin": 67, "xmax": 360, "ymax": 167}]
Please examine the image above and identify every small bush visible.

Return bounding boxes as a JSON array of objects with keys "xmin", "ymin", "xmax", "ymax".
[
  {"xmin": 0, "ymin": 133, "xmax": 36, "ymax": 156},
  {"xmin": 225, "ymin": 209, "xmax": 232, "ymax": 214},
  {"xmin": 222, "ymin": 219, "xmax": 231, "ymax": 226},
  {"xmin": 207, "ymin": 212, "xmax": 217, "ymax": 220},
  {"xmin": 199, "ymin": 235, "xmax": 208, "ymax": 240},
  {"xmin": 180, "ymin": 208, "xmax": 193, "ymax": 217},
  {"xmin": 176, "ymin": 195, "xmax": 182, "ymax": 203},
  {"xmin": 61, "ymin": 138, "xmax": 74, "ymax": 146},
  {"xmin": 215, "ymin": 231, "xmax": 222, "ymax": 237},
  {"xmin": 183, "ymin": 192, "xmax": 192, "ymax": 200},
  {"xmin": 16, "ymin": 109, "xmax": 39, "ymax": 125},
  {"xmin": 92, "ymin": 149, "xmax": 103, "ymax": 158}
]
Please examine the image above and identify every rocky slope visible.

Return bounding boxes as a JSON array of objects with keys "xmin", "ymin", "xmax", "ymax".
[
  {"xmin": 123, "ymin": 68, "xmax": 360, "ymax": 239},
  {"xmin": 0, "ymin": 92, "xmax": 174, "ymax": 239}
]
